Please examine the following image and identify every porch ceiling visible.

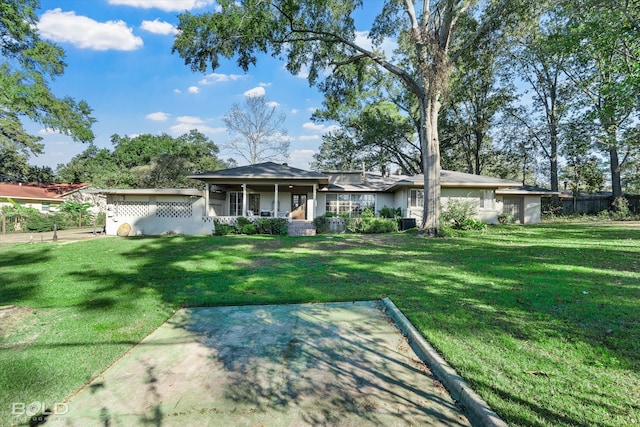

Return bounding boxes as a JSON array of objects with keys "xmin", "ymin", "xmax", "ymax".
[{"xmin": 209, "ymin": 183, "xmax": 319, "ymax": 193}]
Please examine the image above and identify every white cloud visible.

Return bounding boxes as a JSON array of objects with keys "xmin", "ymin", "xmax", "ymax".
[
  {"xmin": 108, "ymin": 0, "xmax": 214, "ymax": 12},
  {"xmin": 266, "ymin": 101, "xmax": 280, "ymax": 108},
  {"xmin": 295, "ymin": 64, "xmax": 310, "ymax": 79},
  {"xmin": 259, "ymin": 82, "xmax": 272, "ymax": 87},
  {"xmin": 298, "ymin": 135, "xmax": 321, "ymax": 141},
  {"xmin": 302, "ymin": 122, "xmax": 339, "ymax": 133},
  {"xmin": 141, "ymin": 19, "xmax": 178, "ymax": 35},
  {"xmin": 38, "ymin": 9, "xmax": 143, "ymax": 51},
  {"xmin": 199, "ymin": 73, "xmax": 244, "ymax": 85},
  {"xmin": 173, "ymin": 88, "xmax": 182, "ymax": 94},
  {"xmin": 287, "ymin": 149, "xmax": 316, "ymax": 170},
  {"xmin": 306, "ymin": 107, "xmax": 318, "ymax": 113},
  {"xmin": 146, "ymin": 112, "xmax": 169, "ymax": 121},
  {"xmin": 176, "ymin": 116, "xmax": 204, "ymax": 125},
  {"xmin": 243, "ymin": 86, "xmax": 266, "ymax": 97},
  {"xmin": 169, "ymin": 116, "xmax": 226, "ymax": 136},
  {"xmin": 188, "ymin": 86, "xmax": 200, "ymax": 94},
  {"xmin": 290, "ymin": 109, "xmax": 299, "ymax": 114},
  {"xmin": 38, "ymin": 128, "xmax": 59, "ymax": 135}
]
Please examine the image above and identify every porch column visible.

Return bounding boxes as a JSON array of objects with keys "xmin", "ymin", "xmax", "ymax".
[
  {"xmin": 274, "ymin": 184, "xmax": 279, "ymax": 217},
  {"xmin": 204, "ymin": 183, "xmax": 210, "ymax": 216},
  {"xmin": 312, "ymin": 183, "xmax": 317, "ymax": 220},
  {"xmin": 242, "ymin": 183, "xmax": 247, "ymax": 216}
]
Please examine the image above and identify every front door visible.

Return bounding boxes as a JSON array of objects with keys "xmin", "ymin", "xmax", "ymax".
[{"xmin": 291, "ymin": 194, "xmax": 307, "ymax": 220}]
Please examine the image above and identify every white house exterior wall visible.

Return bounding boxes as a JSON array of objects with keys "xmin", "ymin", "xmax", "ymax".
[
  {"xmin": 105, "ymin": 194, "xmax": 213, "ymax": 236},
  {"xmin": 376, "ymin": 193, "xmax": 395, "ymax": 215},
  {"xmin": 524, "ymin": 196, "xmax": 541, "ymax": 224}
]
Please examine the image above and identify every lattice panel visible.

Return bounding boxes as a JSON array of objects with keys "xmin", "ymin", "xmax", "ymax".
[
  {"xmin": 115, "ymin": 201, "xmax": 149, "ymax": 217},
  {"xmin": 156, "ymin": 201, "xmax": 192, "ymax": 218}
]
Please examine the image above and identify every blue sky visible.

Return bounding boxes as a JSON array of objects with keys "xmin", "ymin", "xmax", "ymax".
[{"xmin": 30, "ymin": 0, "xmax": 389, "ymax": 171}]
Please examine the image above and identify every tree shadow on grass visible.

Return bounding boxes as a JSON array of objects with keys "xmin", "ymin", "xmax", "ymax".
[
  {"xmin": 0, "ymin": 246, "xmax": 52, "ymax": 304},
  {"xmin": 10, "ymin": 226, "xmax": 639, "ymax": 426},
  {"xmin": 48, "ymin": 303, "xmax": 470, "ymax": 426}
]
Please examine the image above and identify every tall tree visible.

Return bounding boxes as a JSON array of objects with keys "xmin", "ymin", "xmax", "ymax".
[
  {"xmin": 440, "ymin": 17, "xmax": 515, "ymax": 176},
  {"xmin": 223, "ymin": 94, "xmax": 290, "ymax": 164},
  {"xmin": 173, "ymin": 0, "xmax": 535, "ymax": 235},
  {"xmin": 310, "ymin": 130, "xmax": 364, "ymax": 171},
  {"xmin": 561, "ymin": 0, "xmax": 640, "ymax": 199},
  {"xmin": 507, "ymin": 7, "xmax": 575, "ymax": 204},
  {"xmin": 312, "ymin": 101, "xmax": 421, "ymax": 174},
  {"xmin": 0, "ymin": 0, "xmax": 95, "ymax": 161}
]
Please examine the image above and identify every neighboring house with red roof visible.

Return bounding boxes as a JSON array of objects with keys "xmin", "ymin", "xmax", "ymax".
[{"xmin": 0, "ymin": 182, "xmax": 91, "ymax": 213}]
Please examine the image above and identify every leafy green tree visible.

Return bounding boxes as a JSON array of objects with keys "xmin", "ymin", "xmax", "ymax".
[
  {"xmin": 25, "ymin": 165, "xmax": 55, "ymax": 183},
  {"xmin": 223, "ymin": 94, "xmax": 290, "ymax": 164},
  {"xmin": 440, "ymin": 23, "xmax": 515, "ymax": 176},
  {"xmin": 311, "ymin": 101, "xmax": 420, "ymax": 174},
  {"xmin": 56, "ymin": 145, "xmax": 128, "ymax": 187},
  {"xmin": 0, "ymin": 148, "xmax": 30, "ymax": 181},
  {"xmin": 561, "ymin": 0, "xmax": 640, "ymax": 198},
  {"xmin": 0, "ymin": 0, "xmax": 95, "ymax": 161},
  {"xmin": 310, "ymin": 130, "xmax": 363, "ymax": 171},
  {"xmin": 506, "ymin": 6, "xmax": 578, "ymax": 205},
  {"xmin": 560, "ymin": 121, "xmax": 605, "ymax": 195},
  {"xmin": 57, "ymin": 131, "xmax": 229, "ymax": 188},
  {"xmin": 172, "ymin": 0, "xmax": 536, "ymax": 235}
]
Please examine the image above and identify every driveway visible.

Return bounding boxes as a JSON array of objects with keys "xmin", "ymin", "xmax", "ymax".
[
  {"xmin": 0, "ymin": 227, "xmax": 111, "ymax": 245},
  {"xmin": 45, "ymin": 301, "xmax": 472, "ymax": 426}
]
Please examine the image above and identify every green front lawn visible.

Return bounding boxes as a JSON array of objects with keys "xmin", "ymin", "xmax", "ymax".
[{"xmin": 1, "ymin": 223, "xmax": 638, "ymax": 426}]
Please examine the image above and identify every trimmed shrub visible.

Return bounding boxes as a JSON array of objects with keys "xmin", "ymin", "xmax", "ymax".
[
  {"xmin": 313, "ymin": 215, "xmax": 329, "ymax": 233},
  {"xmin": 241, "ymin": 223, "xmax": 258, "ymax": 235},
  {"xmin": 344, "ymin": 217, "xmax": 398, "ymax": 234},
  {"xmin": 213, "ymin": 219, "xmax": 237, "ymax": 235},
  {"xmin": 236, "ymin": 216, "xmax": 252, "ymax": 228},
  {"xmin": 256, "ymin": 218, "xmax": 288, "ymax": 235}
]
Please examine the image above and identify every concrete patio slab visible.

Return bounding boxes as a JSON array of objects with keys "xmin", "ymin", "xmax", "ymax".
[{"xmin": 47, "ymin": 301, "xmax": 472, "ymax": 426}]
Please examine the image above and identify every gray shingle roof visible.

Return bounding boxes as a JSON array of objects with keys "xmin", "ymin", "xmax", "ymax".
[{"xmin": 188, "ymin": 162, "xmax": 328, "ymax": 181}]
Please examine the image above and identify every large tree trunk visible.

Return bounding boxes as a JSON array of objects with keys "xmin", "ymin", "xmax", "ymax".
[
  {"xmin": 420, "ymin": 93, "xmax": 442, "ymax": 236},
  {"xmin": 610, "ymin": 147, "xmax": 622, "ymax": 199},
  {"xmin": 549, "ymin": 129, "xmax": 559, "ymax": 206}
]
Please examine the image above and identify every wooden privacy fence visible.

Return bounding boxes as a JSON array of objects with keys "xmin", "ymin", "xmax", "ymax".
[{"xmin": 558, "ymin": 195, "xmax": 640, "ymax": 215}]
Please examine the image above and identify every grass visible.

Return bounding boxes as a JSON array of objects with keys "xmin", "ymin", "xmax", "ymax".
[{"xmin": 1, "ymin": 223, "xmax": 639, "ymax": 426}]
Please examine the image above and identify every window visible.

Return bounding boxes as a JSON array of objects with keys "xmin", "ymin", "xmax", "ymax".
[
  {"xmin": 480, "ymin": 190, "xmax": 494, "ymax": 209},
  {"xmin": 325, "ymin": 193, "xmax": 375, "ymax": 217},
  {"xmin": 248, "ymin": 194, "xmax": 260, "ymax": 214},
  {"xmin": 41, "ymin": 202, "xmax": 50, "ymax": 212},
  {"xmin": 229, "ymin": 192, "xmax": 243, "ymax": 216},
  {"xmin": 409, "ymin": 189, "xmax": 424, "ymax": 208},
  {"xmin": 503, "ymin": 198, "xmax": 521, "ymax": 222}
]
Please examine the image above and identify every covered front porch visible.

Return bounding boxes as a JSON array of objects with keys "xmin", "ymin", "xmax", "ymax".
[
  {"xmin": 188, "ymin": 162, "xmax": 329, "ymax": 222},
  {"xmin": 206, "ymin": 183, "xmax": 319, "ymax": 220}
]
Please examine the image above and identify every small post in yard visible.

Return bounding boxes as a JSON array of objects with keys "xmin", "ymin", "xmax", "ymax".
[{"xmin": 53, "ymin": 219, "xmax": 58, "ymax": 242}]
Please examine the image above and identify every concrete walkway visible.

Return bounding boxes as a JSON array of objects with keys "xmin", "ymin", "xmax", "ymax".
[{"xmin": 47, "ymin": 301, "xmax": 471, "ymax": 426}]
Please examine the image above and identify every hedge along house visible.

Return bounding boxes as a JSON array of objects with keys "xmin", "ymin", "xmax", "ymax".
[{"xmin": 96, "ymin": 162, "xmax": 552, "ymax": 236}]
